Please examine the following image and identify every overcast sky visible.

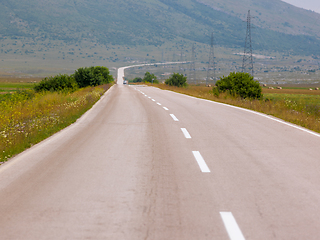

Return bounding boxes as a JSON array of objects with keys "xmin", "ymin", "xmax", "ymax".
[{"xmin": 281, "ymin": 0, "xmax": 320, "ymax": 13}]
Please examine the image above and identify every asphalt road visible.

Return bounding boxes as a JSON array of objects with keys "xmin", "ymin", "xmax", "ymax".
[{"xmin": 0, "ymin": 81, "xmax": 320, "ymax": 239}]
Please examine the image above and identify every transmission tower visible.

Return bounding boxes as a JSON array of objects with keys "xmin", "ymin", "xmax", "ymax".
[
  {"xmin": 179, "ymin": 49, "xmax": 184, "ymax": 75},
  {"xmin": 189, "ymin": 44, "xmax": 196, "ymax": 84},
  {"xmin": 161, "ymin": 50, "xmax": 165, "ymax": 71},
  {"xmin": 207, "ymin": 33, "xmax": 216, "ymax": 85},
  {"xmin": 242, "ymin": 10, "xmax": 254, "ymax": 76},
  {"xmin": 172, "ymin": 50, "xmax": 176, "ymax": 72}
]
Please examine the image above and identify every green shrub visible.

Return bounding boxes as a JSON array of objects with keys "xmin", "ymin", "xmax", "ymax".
[
  {"xmin": 74, "ymin": 66, "xmax": 113, "ymax": 88},
  {"xmin": 143, "ymin": 72, "xmax": 159, "ymax": 83},
  {"xmin": 215, "ymin": 72, "xmax": 262, "ymax": 99},
  {"xmin": 132, "ymin": 77, "xmax": 143, "ymax": 83},
  {"xmin": 165, "ymin": 73, "xmax": 187, "ymax": 87},
  {"xmin": 34, "ymin": 74, "xmax": 78, "ymax": 92}
]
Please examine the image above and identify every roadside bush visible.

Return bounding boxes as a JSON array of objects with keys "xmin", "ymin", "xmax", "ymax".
[
  {"xmin": 34, "ymin": 74, "xmax": 78, "ymax": 92},
  {"xmin": 215, "ymin": 72, "xmax": 262, "ymax": 99},
  {"xmin": 132, "ymin": 77, "xmax": 143, "ymax": 83},
  {"xmin": 74, "ymin": 66, "xmax": 113, "ymax": 88},
  {"xmin": 165, "ymin": 73, "xmax": 187, "ymax": 87},
  {"xmin": 143, "ymin": 72, "xmax": 159, "ymax": 83}
]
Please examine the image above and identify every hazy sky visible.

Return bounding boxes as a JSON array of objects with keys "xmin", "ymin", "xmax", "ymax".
[{"xmin": 281, "ymin": 0, "xmax": 320, "ymax": 13}]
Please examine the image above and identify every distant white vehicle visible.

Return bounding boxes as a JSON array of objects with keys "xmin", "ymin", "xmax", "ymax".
[{"xmin": 123, "ymin": 80, "xmax": 127, "ymax": 84}]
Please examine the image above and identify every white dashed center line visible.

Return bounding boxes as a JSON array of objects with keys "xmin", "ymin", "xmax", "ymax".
[
  {"xmin": 157, "ymin": 102, "xmax": 162, "ymax": 106},
  {"xmin": 152, "ymin": 99, "xmax": 156, "ymax": 102},
  {"xmin": 163, "ymin": 107, "xmax": 169, "ymax": 111},
  {"xmin": 170, "ymin": 114, "xmax": 179, "ymax": 121},
  {"xmin": 181, "ymin": 128, "xmax": 191, "ymax": 139},
  {"xmin": 192, "ymin": 151, "xmax": 210, "ymax": 173},
  {"xmin": 220, "ymin": 212, "xmax": 246, "ymax": 240}
]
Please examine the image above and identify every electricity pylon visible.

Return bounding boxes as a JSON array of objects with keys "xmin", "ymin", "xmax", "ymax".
[
  {"xmin": 189, "ymin": 44, "xmax": 196, "ymax": 84},
  {"xmin": 207, "ymin": 32, "xmax": 216, "ymax": 85},
  {"xmin": 179, "ymin": 49, "xmax": 185, "ymax": 75},
  {"xmin": 172, "ymin": 50, "xmax": 178, "ymax": 73},
  {"xmin": 242, "ymin": 10, "xmax": 254, "ymax": 77}
]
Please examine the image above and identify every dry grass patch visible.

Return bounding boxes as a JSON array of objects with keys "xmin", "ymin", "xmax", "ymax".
[{"xmin": 263, "ymin": 88, "xmax": 320, "ymax": 95}]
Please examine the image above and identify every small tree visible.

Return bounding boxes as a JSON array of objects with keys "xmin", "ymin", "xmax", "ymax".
[
  {"xmin": 143, "ymin": 72, "xmax": 158, "ymax": 83},
  {"xmin": 215, "ymin": 72, "xmax": 262, "ymax": 99},
  {"xmin": 74, "ymin": 67, "xmax": 94, "ymax": 88},
  {"xmin": 92, "ymin": 66, "xmax": 113, "ymax": 84},
  {"xmin": 165, "ymin": 73, "xmax": 187, "ymax": 87}
]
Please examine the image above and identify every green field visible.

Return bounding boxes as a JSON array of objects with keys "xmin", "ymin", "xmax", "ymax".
[
  {"xmin": 0, "ymin": 82, "xmax": 35, "ymax": 93},
  {"xmin": 0, "ymin": 78, "xmax": 39, "ymax": 99}
]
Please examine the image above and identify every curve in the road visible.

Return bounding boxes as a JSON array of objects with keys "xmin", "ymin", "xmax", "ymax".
[{"xmin": 117, "ymin": 62, "xmax": 187, "ymax": 84}]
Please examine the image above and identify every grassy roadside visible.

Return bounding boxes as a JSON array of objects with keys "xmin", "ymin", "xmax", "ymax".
[
  {"xmin": 150, "ymin": 83, "xmax": 320, "ymax": 134},
  {"xmin": 0, "ymin": 84, "xmax": 112, "ymax": 163}
]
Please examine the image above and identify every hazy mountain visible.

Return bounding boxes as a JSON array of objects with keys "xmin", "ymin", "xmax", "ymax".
[
  {"xmin": 1, "ymin": 0, "xmax": 320, "ymax": 71},
  {"xmin": 198, "ymin": 0, "xmax": 320, "ymax": 37}
]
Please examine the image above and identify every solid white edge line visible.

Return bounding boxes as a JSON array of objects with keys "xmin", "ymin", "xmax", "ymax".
[
  {"xmin": 220, "ymin": 212, "xmax": 246, "ymax": 240},
  {"xmin": 192, "ymin": 151, "xmax": 210, "ymax": 173},
  {"xmin": 181, "ymin": 128, "xmax": 191, "ymax": 139},
  {"xmin": 164, "ymin": 90, "xmax": 320, "ymax": 138},
  {"xmin": 170, "ymin": 114, "xmax": 179, "ymax": 121},
  {"xmin": 163, "ymin": 107, "xmax": 169, "ymax": 111}
]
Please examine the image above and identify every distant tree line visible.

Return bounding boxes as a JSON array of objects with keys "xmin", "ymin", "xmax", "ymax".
[
  {"xmin": 132, "ymin": 72, "xmax": 159, "ymax": 84},
  {"xmin": 131, "ymin": 72, "xmax": 187, "ymax": 87}
]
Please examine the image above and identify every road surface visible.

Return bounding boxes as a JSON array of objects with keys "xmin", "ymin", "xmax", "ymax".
[{"xmin": 0, "ymin": 74, "xmax": 320, "ymax": 239}]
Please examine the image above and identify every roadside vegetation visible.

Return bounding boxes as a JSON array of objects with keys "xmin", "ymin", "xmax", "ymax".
[{"xmin": 0, "ymin": 67, "xmax": 113, "ymax": 163}]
